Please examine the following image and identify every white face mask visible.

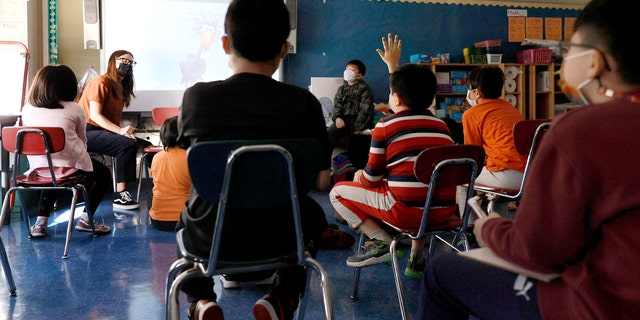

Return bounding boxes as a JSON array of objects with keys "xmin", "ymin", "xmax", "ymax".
[
  {"xmin": 343, "ymin": 69, "xmax": 356, "ymax": 82},
  {"xmin": 466, "ymin": 89, "xmax": 477, "ymax": 107}
]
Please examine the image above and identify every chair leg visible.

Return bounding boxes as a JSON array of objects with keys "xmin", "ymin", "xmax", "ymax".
[
  {"xmin": 167, "ymin": 266, "xmax": 204, "ymax": 320},
  {"xmin": 350, "ymin": 232, "xmax": 366, "ymax": 299},
  {"xmin": 0, "ymin": 191, "xmax": 17, "ymax": 296},
  {"xmin": 14, "ymin": 191, "xmax": 32, "ymax": 238},
  {"xmin": 136, "ymin": 153, "xmax": 146, "ymax": 203},
  {"xmin": 62, "ymin": 188, "xmax": 80, "ymax": 259},
  {"xmin": 302, "ymin": 257, "xmax": 334, "ymax": 320},
  {"xmin": 390, "ymin": 238, "xmax": 410, "ymax": 320},
  {"xmin": 78, "ymin": 185, "xmax": 97, "ymax": 237},
  {"xmin": 110, "ymin": 157, "xmax": 117, "ymax": 192},
  {"xmin": 164, "ymin": 258, "xmax": 193, "ymax": 320}
]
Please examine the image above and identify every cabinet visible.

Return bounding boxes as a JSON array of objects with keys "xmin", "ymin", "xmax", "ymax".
[
  {"xmin": 503, "ymin": 63, "xmax": 527, "ymax": 116},
  {"xmin": 520, "ymin": 63, "xmax": 576, "ymax": 119},
  {"xmin": 424, "ymin": 63, "xmax": 526, "ymax": 120}
]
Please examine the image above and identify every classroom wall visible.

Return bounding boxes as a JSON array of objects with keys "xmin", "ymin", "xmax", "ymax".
[
  {"xmin": 50, "ymin": 0, "xmax": 579, "ymax": 104},
  {"xmin": 284, "ymin": 0, "xmax": 579, "ymax": 102}
]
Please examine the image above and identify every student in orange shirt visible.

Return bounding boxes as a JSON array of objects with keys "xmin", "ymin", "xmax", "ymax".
[
  {"xmin": 456, "ymin": 66, "xmax": 526, "ymax": 221},
  {"xmin": 148, "ymin": 116, "xmax": 190, "ymax": 231}
]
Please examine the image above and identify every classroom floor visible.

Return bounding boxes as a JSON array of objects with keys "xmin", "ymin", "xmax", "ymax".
[{"xmin": 0, "ymin": 184, "xmax": 432, "ymax": 320}]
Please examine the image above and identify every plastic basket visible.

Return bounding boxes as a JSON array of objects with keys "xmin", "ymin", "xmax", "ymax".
[{"xmin": 516, "ymin": 49, "xmax": 553, "ymax": 64}]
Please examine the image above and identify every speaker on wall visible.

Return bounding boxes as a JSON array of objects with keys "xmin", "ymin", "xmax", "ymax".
[
  {"xmin": 83, "ymin": 0, "xmax": 101, "ymax": 50},
  {"xmin": 285, "ymin": 0, "xmax": 297, "ymax": 54}
]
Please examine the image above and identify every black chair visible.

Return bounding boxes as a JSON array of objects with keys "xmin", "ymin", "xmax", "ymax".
[
  {"xmin": 350, "ymin": 144, "xmax": 485, "ymax": 320},
  {"xmin": 164, "ymin": 139, "xmax": 333, "ymax": 320},
  {"xmin": 0, "ymin": 127, "xmax": 98, "ymax": 263}
]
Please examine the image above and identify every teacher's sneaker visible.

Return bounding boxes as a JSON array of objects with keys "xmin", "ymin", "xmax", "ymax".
[{"xmin": 113, "ymin": 191, "xmax": 140, "ymax": 210}]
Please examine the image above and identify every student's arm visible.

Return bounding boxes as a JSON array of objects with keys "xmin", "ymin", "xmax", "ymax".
[
  {"xmin": 376, "ymin": 33, "xmax": 402, "ymax": 73},
  {"xmin": 88, "ymin": 100, "xmax": 136, "ymax": 139}
]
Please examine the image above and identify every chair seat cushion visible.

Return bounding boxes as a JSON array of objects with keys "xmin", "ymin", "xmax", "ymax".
[
  {"xmin": 143, "ymin": 145, "xmax": 163, "ymax": 153},
  {"xmin": 474, "ymin": 183, "xmax": 519, "ymax": 196},
  {"xmin": 18, "ymin": 167, "xmax": 83, "ymax": 185}
]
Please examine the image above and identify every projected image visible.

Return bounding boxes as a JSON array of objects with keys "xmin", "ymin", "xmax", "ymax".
[
  {"xmin": 102, "ymin": 0, "xmax": 233, "ymax": 91},
  {"xmin": 101, "ymin": 0, "xmax": 283, "ymax": 111}
]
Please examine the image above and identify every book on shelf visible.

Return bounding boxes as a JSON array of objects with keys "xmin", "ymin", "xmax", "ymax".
[{"xmin": 458, "ymin": 247, "xmax": 561, "ymax": 283}]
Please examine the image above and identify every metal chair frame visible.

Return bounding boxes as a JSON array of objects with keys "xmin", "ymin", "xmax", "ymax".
[
  {"xmin": 473, "ymin": 120, "xmax": 551, "ymax": 213},
  {"xmin": 0, "ymin": 127, "xmax": 99, "ymax": 295},
  {"xmin": 164, "ymin": 139, "xmax": 333, "ymax": 320},
  {"xmin": 350, "ymin": 144, "xmax": 485, "ymax": 320}
]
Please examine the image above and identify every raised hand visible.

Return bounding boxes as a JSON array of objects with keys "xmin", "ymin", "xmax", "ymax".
[{"xmin": 376, "ymin": 33, "xmax": 402, "ymax": 73}]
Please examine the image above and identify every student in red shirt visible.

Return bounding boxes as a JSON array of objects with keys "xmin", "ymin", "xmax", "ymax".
[{"xmin": 419, "ymin": 0, "xmax": 640, "ymax": 319}]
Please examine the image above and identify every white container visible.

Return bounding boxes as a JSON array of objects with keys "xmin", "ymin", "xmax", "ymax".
[{"xmin": 487, "ymin": 54, "xmax": 502, "ymax": 64}]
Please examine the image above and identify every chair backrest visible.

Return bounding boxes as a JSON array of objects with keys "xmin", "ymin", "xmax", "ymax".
[
  {"xmin": 513, "ymin": 119, "xmax": 551, "ymax": 157},
  {"xmin": 186, "ymin": 139, "xmax": 322, "ymax": 276},
  {"xmin": 513, "ymin": 119, "xmax": 551, "ymax": 192},
  {"xmin": 2, "ymin": 126, "xmax": 65, "ymax": 155},
  {"xmin": 151, "ymin": 107, "xmax": 180, "ymax": 126},
  {"xmin": 413, "ymin": 144, "xmax": 485, "ymax": 235},
  {"xmin": 1, "ymin": 126, "xmax": 68, "ymax": 185}
]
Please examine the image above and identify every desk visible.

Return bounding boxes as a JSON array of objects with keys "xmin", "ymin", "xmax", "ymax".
[{"xmin": 0, "ymin": 116, "xmax": 19, "ymax": 224}]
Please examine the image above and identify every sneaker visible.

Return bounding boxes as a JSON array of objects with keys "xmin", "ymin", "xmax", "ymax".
[
  {"xmin": 346, "ymin": 239, "xmax": 391, "ymax": 267},
  {"xmin": 30, "ymin": 223, "xmax": 49, "ymax": 238},
  {"xmin": 113, "ymin": 191, "xmax": 140, "ymax": 210},
  {"xmin": 220, "ymin": 275, "xmax": 241, "ymax": 290},
  {"xmin": 253, "ymin": 293, "xmax": 298, "ymax": 320},
  {"xmin": 383, "ymin": 247, "xmax": 407, "ymax": 264},
  {"xmin": 188, "ymin": 299, "xmax": 224, "ymax": 320},
  {"xmin": 404, "ymin": 255, "xmax": 426, "ymax": 279},
  {"xmin": 75, "ymin": 218, "xmax": 111, "ymax": 235}
]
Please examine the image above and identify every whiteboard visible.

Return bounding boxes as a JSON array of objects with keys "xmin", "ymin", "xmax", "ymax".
[{"xmin": 0, "ymin": 42, "xmax": 29, "ymax": 116}]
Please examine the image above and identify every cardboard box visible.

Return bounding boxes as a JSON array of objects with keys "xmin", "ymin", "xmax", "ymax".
[{"xmin": 436, "ymin": 72, "xmax": 450, "ymax": 84}]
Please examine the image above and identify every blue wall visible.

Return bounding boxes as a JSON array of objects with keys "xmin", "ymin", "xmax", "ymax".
[{"xmin": 283, "ymin": 0, "xmax": 579, "ymax": 103}]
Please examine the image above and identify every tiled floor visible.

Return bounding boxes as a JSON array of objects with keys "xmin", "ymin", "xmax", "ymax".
[{"xmin": 0, "ymin": 185, "xmax": 428, "ymax": 320}]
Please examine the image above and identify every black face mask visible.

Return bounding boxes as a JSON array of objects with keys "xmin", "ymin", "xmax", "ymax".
[{"xmin": 117, "ymin": 63, "xmax": 132, "ymax": 77}]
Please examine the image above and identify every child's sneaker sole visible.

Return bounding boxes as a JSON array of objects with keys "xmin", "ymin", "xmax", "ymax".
[
  {"xmin": 192, "ymin": 300, "xmax": 224, "ymax": 320},
  {"xmin": 404, "ymin": 268, "xmax": 424, "ymax": 279}
]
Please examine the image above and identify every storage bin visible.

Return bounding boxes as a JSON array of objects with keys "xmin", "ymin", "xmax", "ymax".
[{"xmin": 516, "ymin": 49, "xmax": 553, "ymax": 64}]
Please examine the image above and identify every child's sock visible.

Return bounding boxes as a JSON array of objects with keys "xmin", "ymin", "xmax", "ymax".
[
  {"xmin": 35, "ymin": 216, "xmax": 49, "ymax": 226},
  {"xmin": 410, "ymin": 250, "xmax": 424, "ymax": 259},
  {"xmin": 369, "ymin": 229, "xmax": 392, "ymax": 243}
]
